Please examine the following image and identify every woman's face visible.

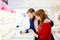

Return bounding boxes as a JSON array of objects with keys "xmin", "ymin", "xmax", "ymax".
[
  {"xmin": 27, "ymin": 12, "xmax": 34, "ymax": 19},
  {"xmin": 36, "ymin": 16, "xmax": 41, "ymax": 20}
]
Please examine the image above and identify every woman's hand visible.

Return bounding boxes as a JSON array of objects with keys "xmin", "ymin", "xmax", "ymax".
[
  {"xmin": 29, "ymin": 29, "xmax": 34, "ymax": 34},
  {"xmin": 29, "ymin": 29, "xmax": 38, "ymax": 38},
  {"xmin": 44, "ymin": 18, "xmax": 50, "ymax": 23}
]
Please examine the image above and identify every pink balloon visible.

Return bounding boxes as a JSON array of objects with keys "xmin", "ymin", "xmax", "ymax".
[
  {"xmin": 0, "ymin": 0, "xmax": 2, "ymax": 10},
  {"xmin": 0, "ymin": 0, "xmax": 15, "ymax": 13},
  {"xmin": 1, "ymin": 5, "xmax": 15, "ymax": 13}
]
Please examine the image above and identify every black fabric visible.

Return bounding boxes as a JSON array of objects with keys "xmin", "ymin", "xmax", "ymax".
[
  {"xmin": 51, "ymin": 34, "xmax": 55, "ymax": 40},
  {"xmin": 50, "ymin": 20, "xmax": 54, "ymax": 27},
  {"xmin": 35, "ymin": 37, "xmax": 38, "ymax": 40},
  {"xmin": 47, "ymin": 17, "xmax": 54, "ymax": 27}
]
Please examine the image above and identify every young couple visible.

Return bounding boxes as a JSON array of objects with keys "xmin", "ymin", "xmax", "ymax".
[{"xmin": 20, "ymin": 8, "xmax": 54, "ymax": 40}]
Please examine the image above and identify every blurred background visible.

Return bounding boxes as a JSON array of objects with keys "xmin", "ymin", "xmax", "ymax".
[{"xmin": 0, "ymin": 0, "xmax": 60, "ymax": 40}]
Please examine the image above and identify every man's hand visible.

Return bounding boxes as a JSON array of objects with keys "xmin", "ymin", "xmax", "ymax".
[
  {"xmin": 20, "ymin": 30, "xmax": 26, "ymax": 34},
  {"xmin": 44, "ymin": 18, "xmax": 50, "ymax": 23}
]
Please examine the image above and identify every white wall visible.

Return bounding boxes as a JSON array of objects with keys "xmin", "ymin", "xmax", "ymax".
[
  {"xmin": 1, "ymin": 0, "xmax": 60, "ymax": 40},
  {"xmin": 8, "ymin": 0, "xmax": 60, "ymax": 9}
]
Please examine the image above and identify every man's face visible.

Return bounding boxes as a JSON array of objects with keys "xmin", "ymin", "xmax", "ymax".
[{"xmin": 27, "ymin": 12, "xmax": 34, "ymax": 19}]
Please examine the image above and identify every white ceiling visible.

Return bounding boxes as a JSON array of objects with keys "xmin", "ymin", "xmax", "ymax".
[{"xmin": 8, "ymin": 0, "xmax": 60, "ymax": 9}]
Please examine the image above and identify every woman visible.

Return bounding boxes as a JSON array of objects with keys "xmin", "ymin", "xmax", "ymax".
[{"xmin": 29, "ymin": 9, "xmax": 51, "ymax": 40}]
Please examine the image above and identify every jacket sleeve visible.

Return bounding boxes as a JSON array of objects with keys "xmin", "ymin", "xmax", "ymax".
[
  {"xmin": 47, "ymin": 17, "xmax": 54, "ymax": 27},
  {"xmin": 50, "ymin": 20, "xmax": 54, "ymax": 27},
  {"xmin": 25, "ymin": 29, "xmax": 30, "ymax": 33},
  {"xmin": 38, "ymin": 23, "xmax": 51, "ymax": 40}
]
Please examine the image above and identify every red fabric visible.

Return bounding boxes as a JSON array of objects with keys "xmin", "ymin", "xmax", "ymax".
[{"xmin": 38, "ymin": 23, "xmax": 51, "ymax": 40}]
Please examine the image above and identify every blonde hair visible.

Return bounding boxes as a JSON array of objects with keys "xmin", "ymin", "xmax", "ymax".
[{"xmin": 35, "ymin": 9, "xmax": 47, "ymax": 27}]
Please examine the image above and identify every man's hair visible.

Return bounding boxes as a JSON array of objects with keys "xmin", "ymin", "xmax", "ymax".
[{"xmin": 27, "ymin": 8, "xmax": 35, "ymax": 14}]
